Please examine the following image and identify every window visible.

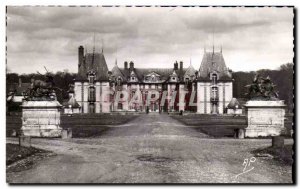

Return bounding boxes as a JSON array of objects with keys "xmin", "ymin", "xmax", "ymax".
[
  {"xmin": 88, "ymin": 87, "xmax": 95, "ymax": 102},
  {"xmin": 118, "ymin": 103, "xmax": 123, "ymax": 110},
  {"xmin": 212, "ymin": 74, "xmax": 217, "ymax": 85},
  {"xmin": 89, "ymin": 103, "xmax": 95, "ymax": 113},
  {"xmin": 117, "ymin": 78, "xmax": 122, "ymax": 86},
  {"xmin": 211, "ymin": 86, "xmax": 218, "ymax": 102},
  {"xmin": 185, "ymin": 77, "xmax": 190, "ymax": 89}
]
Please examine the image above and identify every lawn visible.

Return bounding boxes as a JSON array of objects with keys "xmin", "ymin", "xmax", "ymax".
[
  {"xmin": 172, "ymin": 114, "xmax": 293, "ymax": 138},
  {"xmin": 6, "ymin": 143, "xmax": 55, "ymax": 173},
  {"xmin": 171, "ymin": 114, "xmax": 247, "ymax": 137},
  {"xmin": 252, "ymin": 144, "xmax": 293, "ymax": 166},
  {"xmin": 7, "ymin": 113, "xmax": 140, "ymax": 138}
]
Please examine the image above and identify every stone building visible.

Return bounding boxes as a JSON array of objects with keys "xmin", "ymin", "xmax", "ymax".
[
  {"xmin": 73, "ymin": 46, "xmax": 233, "ymax": 114},
  {"xmin": 74, "ymin": 46, "xmax": 111, "ymax": 113},
  {"xmin": 197, "ymin": 50, "xmax": 233, "ymax": 114}
]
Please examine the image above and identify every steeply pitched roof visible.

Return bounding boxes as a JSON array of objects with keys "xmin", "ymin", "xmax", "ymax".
[
  {"xmin": 111, "ymin": 64, "xmax": 125, "ymax": 80},
  {"xmin": 63, "ymin": 96, "xmax": 81, "ymax": 108},
  {"xmin": 227, "ymin": 98, "xmax": 242, "ymax": 109},
  {"xmin": 77, "ymin": 52, "xmax": 109, "ymax": 81},
  {"xmin": 199, "ymin": 51, "xmax": 231, "ymax": 79}
]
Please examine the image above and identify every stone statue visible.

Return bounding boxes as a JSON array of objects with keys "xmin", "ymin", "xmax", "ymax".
[
  {"xmin": 245, "ymin": 74, "xmax": 279, "ymax": 100},
  {"xmin": 25, "ymin": 67, "xmax": 61, "ymax": 101}
]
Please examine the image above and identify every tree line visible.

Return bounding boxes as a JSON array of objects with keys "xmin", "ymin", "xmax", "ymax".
[
  {"xmin": 232, "ymin": 63, "xmax": 293, "ymax": 112},
  {"xmin": 6, "ymin": 70, "xmax": 77, "ymax": 103}
]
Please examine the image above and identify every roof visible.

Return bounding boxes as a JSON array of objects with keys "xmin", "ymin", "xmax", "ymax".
[
  {"xmin": 63, "ymin": 96, "xmax": 81, "ymax": 108},
  {"xmin": 184, "ymin": 64, "xmax": 196, "ymax": 77},
  {"xmin": 199, "ymin": 51, "xmax": 231, "ymax": 79},
  {"xmin": 227, "ymin": 98, "xmax": 242, "ymax": 109},
  {"xmin": 111, "ymin": 64, "xmax": 126, "ymax": 80},
  {"xmin": 76, "ymin": 52, "xmax": 109, "ymax": 81}
]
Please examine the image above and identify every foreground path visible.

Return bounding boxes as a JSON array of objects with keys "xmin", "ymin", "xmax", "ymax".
[{"xmin": 7, "ymin": 114, "xmax": 292, "ymax": 183}]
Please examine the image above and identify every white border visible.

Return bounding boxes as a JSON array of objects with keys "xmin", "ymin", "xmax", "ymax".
[{"xmin": 1, "ymin": 0, "xmax": 298, "ymax": 188}]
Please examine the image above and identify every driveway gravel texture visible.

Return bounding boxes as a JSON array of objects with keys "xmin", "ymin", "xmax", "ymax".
[{"xmin": 6, "ymin": 113, "xmax": 293, "ymax": 183}]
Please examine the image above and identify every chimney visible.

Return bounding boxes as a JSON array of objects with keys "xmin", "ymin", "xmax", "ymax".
[
  {"xmin": 129, "ymin": 61, "xmax": 134, "ymax": 70},
  {"xmin": 78, "ymin": 46, "xmax": 84, "ymax": 69},
  {"xmin": 180, "ymin": 61, "xmax": 183, "ymax": 71},
  {"xmin": 174, "ymin": 61, "xmax": 178, "ymax": 70},
  {"xmin": 18, "ymin": 77, "xmax": 22, "ymax": 87},
  {"xmin": 124, "ymin": 61, "xmax": 128, "ymax": 69}
]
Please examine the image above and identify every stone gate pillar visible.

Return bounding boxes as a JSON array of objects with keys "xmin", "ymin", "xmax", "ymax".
[
  {"xmin": 244, "ymin": 100, "xmax": 285, "ymax": 137},
  {"xmin": 21, "ymin": 101, "xmax": 62, "ymax": 137}
]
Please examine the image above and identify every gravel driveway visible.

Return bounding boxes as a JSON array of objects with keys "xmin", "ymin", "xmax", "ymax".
[{"xmin": 7, "ymin": 113, "xmax": 293, "ymax": 183}]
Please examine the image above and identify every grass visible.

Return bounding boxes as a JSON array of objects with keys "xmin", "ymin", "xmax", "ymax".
[
  {"xmin": 7, "ymin": 113, "xmax": 140, "ymax": 138},
  {"xmin": 252, "ymin": 144, "xmax": 293, "ymax": 166},
  {"xmin": 172, "ymin": 114, "xmax": 247, "ymax": 138},
  {"xmin": 6, "ymin": 143, "xmax": 47, "ymax": 166},
  {"xmin": 172, "ymin": 114, "xmax": 293, "ymax": 138}
]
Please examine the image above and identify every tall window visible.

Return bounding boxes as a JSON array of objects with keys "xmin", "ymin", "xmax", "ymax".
[
  {"xmin": 184, "ymin": 78, "xmax": 189, "ymax": 89},
  {"xmin": 89, "ymin": 103, "xmax": 95, "ymax": 113},
  {"xmin": 118, "ymin": 103, "xmax": 123, "ymax": 110},
  {"xmin": 89, "ymin": 75, "xmax": 95, "ymax": 84},
  {"xmin": 88, "ymin": 87, "xmax": 95, "ymax": 102}
]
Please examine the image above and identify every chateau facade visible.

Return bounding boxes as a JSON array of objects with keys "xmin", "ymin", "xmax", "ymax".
[{"xmin": 74, "ymin": 46, "xmax": 233, "ymax": 114}]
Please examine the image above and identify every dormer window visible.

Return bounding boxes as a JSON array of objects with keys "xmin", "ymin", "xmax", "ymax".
[
  {"xmin": 212, "ymin": 73, "xmax": 217, "ymax": 85},
  {"xmin": 130, "ymin": 70, "xmax": 138, "ymax": 82},
  {"xmin": 151, "ymin": 75, "xmax": 155, "ymax": 82},
  {"xmin": 89, "ymin": 75, "xmax": 95, "ymax": 84}
]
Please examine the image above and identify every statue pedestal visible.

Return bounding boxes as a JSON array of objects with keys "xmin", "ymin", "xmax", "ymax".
[
  {"xmin": 244, "ymin": 100, "xmax": 285, "ymax": 137},
  {"xmin": 21, "ymin": 101, "xmax": 62, "ymax": 137}
]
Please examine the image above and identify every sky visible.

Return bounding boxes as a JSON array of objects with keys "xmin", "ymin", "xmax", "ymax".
[{"xmin": 6, "ymin": 6, "xmax": 294, "ymax": 74}]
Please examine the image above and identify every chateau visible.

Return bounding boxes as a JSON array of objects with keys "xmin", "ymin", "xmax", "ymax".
[{"xmin": 74, "ymin": 46, "xmax": 233, "ymax": 114}]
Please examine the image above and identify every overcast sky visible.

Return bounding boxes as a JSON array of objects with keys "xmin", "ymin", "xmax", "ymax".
[{"xmin": 7, "ymin": 6, "xmax": 293, "ymax": 74}]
